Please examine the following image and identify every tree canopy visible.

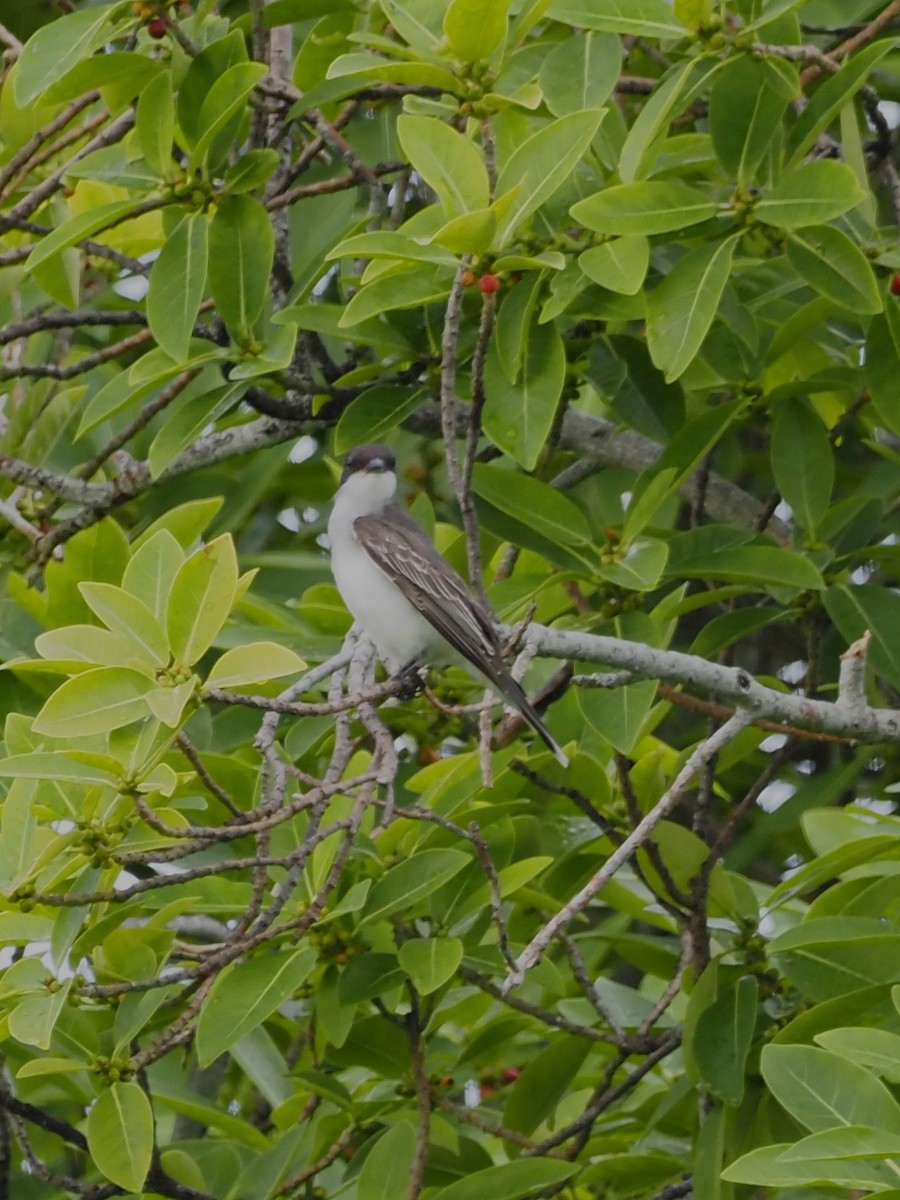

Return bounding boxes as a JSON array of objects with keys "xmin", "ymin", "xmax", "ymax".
[{"xmin": 2, "ymin": 0, "xmax": 900, "ymax": 1197}]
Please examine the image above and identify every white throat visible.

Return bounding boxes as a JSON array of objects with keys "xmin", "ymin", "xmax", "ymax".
[{"xmin": 329, "ymin": 469, "xmax": 397, "ymax": 536}]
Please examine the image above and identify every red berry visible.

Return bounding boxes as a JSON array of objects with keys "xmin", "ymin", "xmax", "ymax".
[
  {"xmin": 460, "ymin": 270, "xmax": 477, "ymax": 287},
  {"xmin": 147, "ymin": 16, "xmax": 168, "ymax": 36},
  {"xmin": 891, "ymin": 274, "xmax": 900, "ymax": 297},
  {"xmin": 478, "ymin": 273, "xmax": 500, "ymax": 294}
]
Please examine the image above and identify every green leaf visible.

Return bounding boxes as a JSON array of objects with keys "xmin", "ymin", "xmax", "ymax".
[
  {"xmin": 122, "ymin": 531, "xmax": 184, "ymax": 626},
  {"xmin": 618, "ymin": 59, "xmax": 707, "ymax": 183},
  {"xmin": 208, "ymin": 195, "xmax": 274, "ymax": 335},
  {"xmin": 205, "ymin": 642, "xmax": 306, "ymax": 689},
  {"xmin": 579, "ymin": 235, "xmax": 649, "ymax": 294},
  {"xmin": 379, "ymin": 0, "xmax": 443, "ymax": 50},
  {"xmin": 722, "ymin": 1142, "xmax": 893, "ymax": 1190},
  {"xmin": 327, "ymin": 230, "xmax": 456, "ymax": 268},
  {"xmin": 397, "ymin": 114, "xmax": 490, "ymax": 219},
  {"xmin": 786, "ymin": 42, "xmax": 894, "ymax": 168},
  {"xmin": 167, "ymin": 535, "xmax": 239, "ymax": 667},
  {"xmin": 769, "ymin": 917, "xmax": 900, "ymax": 1001},
  {"xmin": 578, "ymin": 680, "xmax": 657, "ymax": 754},
  {"xmin": 323, "ymin": 53, "xmax": 462, "ymax": 96},
  {"xmin": 545, "ymin": 0, "xmax": 686, "ymax": 38},
  {"xmin": 362, "ymin": 849, "xmax": 471, "ymax": 924},
  {"xmin": 503, "ymin": 1036, "xmax": 591, "ymax": 1135},
  {"xmin": 816, "ymin": 1028, "xmax": 900, "ymax": 1082},
  {"xmin": 188, "ymin": 62, "xmax": 268, "ymax": 174},
  {"xmin": 15, "ymin": 5, "xmax": 117, "ymax": 105},
  {"xmin": 443, "ymin": 0, "xmax": 511, "ymax": 62},
  {"xmin": 135, "ymin": 69, "xmax": 175, "ymax": 178},
  {"xmin": 79, "ymin": 582, "xmax": 169, "ymax": 668},
  {"xmin": 761, "ymin": 1043, "xmax": 900, "ymax": 1133},
  {"xmin": 398, "ymin": 937, "xmax": 463, "ymax": 995},
  {"xmin": 824, "ymin": 584, "xmax": 900, "ymax": 692},
  {"xmin": 334, "ymin": 386, "xmax": 426, "ymax": 453},
  {"xmin": 34, "ymin": 624, "xmax": 138, "ymax": 668},
  {"xmin": 786, "ymin": 225, "xmax": 881, "ymax": 314},
  {"xmin": 430, "ymin": 1158, "xmax": 578, "ymax": 1200},
  {"xmin": 666, "ymin": 539, "xmax": 824, "ymax": 590},
  {"xmin": 771, "ymin": 398, "xmax": 834, "ymax": 535},
  {"xmin": 358, "ymin": 1123, "xmax": 418, "ymax": 1200},
  {"xmin": 781, "ymin": 1125, "xmax": 900, "ymax": 1162},
  {"xmin": 134, "ymin": 497, "xmax": 224, "ymax": 551},
  {"xmin": 865, "ymin": 313, "xmax": 900, "ymax": 437},
  {"xmin": 691, "ymin": 976, "xmax": 758, "ymax": 1106},
  {"xmin": 539, "ymin": 31, "xmax": 621, "ymax": 117},
  {"xmin": 87, "ymin": 1082, "xmax": 154, "ymax": 1193},
  {"xmin": 146, "ymin": 214, "xmax": 209, "ymax": 362},
  {"xmin": 224, "ymin": 149, "xmax": 281, "ymax": 194},
  {"xmin": 471, "ymin": 463, "xmax": 591, "ymax": 545},
  {"xmin": 147, "ymin": 381, "xmax": 243, "ymax": 478},
  {"xmin": 338, "ymin": 953, "xmax": 405, "ymax": 1002},
  {"xmin": 196, "ymin": 948, "xmax": 317, "ymax": 1067},
  {"xmin": 495, "ymin": 110, "xmax": 604, "ymax": 245},
  {"xmin": 572, "ymin": 181, "xmax": 717, "ymax": 236},
  {"xmin": 756, "ymin": 161, "xmax": 865, "ymax": 230},
  {"xmin": 709, "ymin": 56, "xmax": 792, "ymax": 184},
  {"xmin": 32, "ymin": 668, "xmax": 156, "ymax": 738},
  {"xmin": 0, "ymin": 753, "xmax": 119, "ymax": 787},
  {"xmin": 8, "ymin": 980, "xmax": 72, "ymax": 1050},
  {"xmin": 647, "ymin": 237, "xmax": 736, "ymax": 381},
  {"xmin": 340, "ymin": 265, "xmax": 452, "ymax": 326},
  {"xmin": 482, "ymin": 319, "xmax": 566, "ymax": 470},
  {"xmin": 26, "ymin": 201, "xmax": 147, "ymax": 273}
]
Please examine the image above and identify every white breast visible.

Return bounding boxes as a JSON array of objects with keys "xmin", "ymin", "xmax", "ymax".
[{"xmin": 328, "ymin": 488, "xmax": 438, "ymax": 666}]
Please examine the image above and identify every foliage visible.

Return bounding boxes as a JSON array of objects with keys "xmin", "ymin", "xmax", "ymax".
[{"xmin": 1, "ymin": 1, "xmax": 900, "ymax": 1198}]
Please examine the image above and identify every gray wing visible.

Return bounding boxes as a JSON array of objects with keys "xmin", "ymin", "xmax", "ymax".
[
  {"xmin": 353, "ymin": 506, "xmax": 501, "ymax": 665},
  {"xmin": 354, "ymin": 506, "xmax": 569, "ymax": 766}
]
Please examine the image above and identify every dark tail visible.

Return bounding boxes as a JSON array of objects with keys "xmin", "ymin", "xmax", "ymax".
[{"xmin": 487, "ymin": 662, "xmax": 569, "ymax": 767}]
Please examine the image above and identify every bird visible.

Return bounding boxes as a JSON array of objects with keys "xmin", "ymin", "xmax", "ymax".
[{"xmin": 327, "ymin": 443, "xmax": 568, "ymax": 767}]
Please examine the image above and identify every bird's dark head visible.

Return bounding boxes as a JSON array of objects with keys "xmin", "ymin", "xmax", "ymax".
[{"xmin": 341, "ymin": 444, "xmax": 396, "ymax": 484}]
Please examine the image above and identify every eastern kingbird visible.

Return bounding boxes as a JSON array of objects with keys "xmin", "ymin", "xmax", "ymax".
[{"xmin": 328, "ymin": 444, "xmax": 568, "ymax": 766}]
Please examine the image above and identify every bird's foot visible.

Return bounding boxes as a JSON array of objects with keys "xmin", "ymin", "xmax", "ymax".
[{"xmin": 392, "ymin": 659, "xmax": 427, "ymax": 700}]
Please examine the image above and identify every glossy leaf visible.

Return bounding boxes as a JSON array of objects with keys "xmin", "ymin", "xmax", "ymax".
[
  {"xmin": 482, "ymin": 319, "xmax": 566, "ymax": 469},
  {"xmin": 786, "ymin": 225, "xmax": 881, "ymax": 314},
  {"xmin": 15, "ymin": 6, "xmax": 116, "ymax": 105},
  {"xmin": 167, "ymin": 536, "xmax": 240, "ymax": 667},
  {"xmin": 756, "ymin": 161, "xmax": 865, "ymax": 229},
  {"xmin": 444, "ymin": 0, "xmax": 511, "ymax": 61},
  {"xmin": 32, "ymin": 668, "xmax": 157, "ymax": 738},
  {"xmin": 761, "ymin": 1043, "xmax": 900, "ymax": 1133},
  {"xmin": 647, "ymin": 237, "xmax": 736, "ymax": 381},
  {"xmin": 430, "ymin": 1159, "xmax": 578, "ymax": 1200},
  {"xmin": 545, "ymin": 0, "xmax": 685, "ymax": 38},
  {"xmin": 362, "ymin": 850, "xmax": 471, "ymax": 925},
  {"xmin": 136, "ymin": 70, "xmax": 175, "ymax": 178},
  {"xmin": 495, "ymin": 110, "xmax": 604, "ymax": 245},
  {"xmin": 771, "ymin": 398, "xmax": 834, "ymax": 535},
  {"xmin": 87, "ymin": 1083, "xmax": 154, "ymax": 1193},
  {"xmin": 471, "ymin": 463, "xmax": 591, "ymax": 545},
  {"xmin": 196, "ymin": 948, "xmax": 317, "ymax": 1066},
  {"xmin": 538, "ymin": 31, "xmax": 621, "ymax": 117},
  {"xmin": 709, "ymin": 56, "xmax": 791, "ymax": 183},
  {"xmin": 397, "ymin": 115, "xmax": 490, "ymax": 218},
  {"xmin": 579, "ymin": 235, "xmax": 649, "ymax": 294},
  {"xmin": 205, "ymin": 642, "xmax": 306, "ymax": 689},
  {"xmin": 208, "ymin": 196, "xmax": 274, "ymax": 335},
  {"xmin": 398, "ymin": 937, "xmax": 463, "ymax": 995},
  {"xmin": 358, "ymin": 1123, "xmax": 418, "ymax": 1200},
  {"xmin": 146, "ymin": 214, "xmax": 209, "ymax": 362},
  {"xmin": 572, "ymin": 181, "xmax": 717, "ymax": 236}
]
